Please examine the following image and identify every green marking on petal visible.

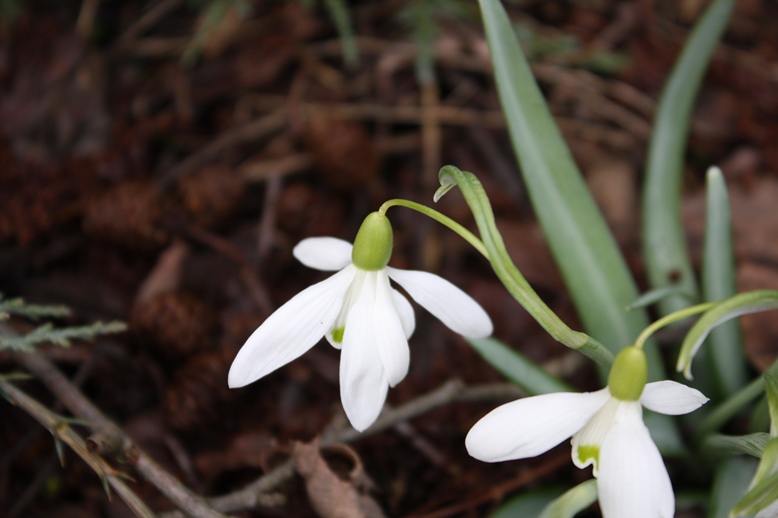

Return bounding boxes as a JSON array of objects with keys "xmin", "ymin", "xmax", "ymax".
[
  {"xmin": 351, "ymin": 212, "xmax": 393, "ymax": 271},
  {"xmin": 577, "ymin": 445, "xmax": 600, "ymax": 468},
  {"xmin": 331, "ymin": 327, "xmax": 345, "ymax": 344}
]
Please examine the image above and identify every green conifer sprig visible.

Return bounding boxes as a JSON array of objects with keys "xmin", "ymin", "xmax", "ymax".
[
  {"xmin": 0, "ymin": 294, "xmax": 126, "ymax": 352},
  {"xmin": 0, "ymin": 294, "xmax": 70, "ymax": 320},
  {"xmin": 0, "ymin": 321, "xmax": 127, "ymax": 351}
]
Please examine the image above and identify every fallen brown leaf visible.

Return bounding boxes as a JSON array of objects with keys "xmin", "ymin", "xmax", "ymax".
[{"xmin": 293, "ymin": 439, "xmax": 386, "ymax": 518}]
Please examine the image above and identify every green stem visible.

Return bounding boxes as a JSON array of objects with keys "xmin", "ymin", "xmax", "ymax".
[
  {"xmin": 437, "ymin": 166, "xmax": 613, "ymax": 367},
  {"xmin": 634, "ymin": 302, "xmax": 718, "ymax": 350},
  {"xmin": 696, "ymin": 358, "xmax": 778, "ymax": 441},
  {"xmin": 379, "ymin": 199, "xmax": 489, "ymax": 259}
]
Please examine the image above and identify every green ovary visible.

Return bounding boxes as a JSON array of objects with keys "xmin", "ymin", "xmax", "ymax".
[
  {"xmin": 331, "ymin": 327, "xmax": 345, "ymax": 344},
  {"xmin": 351, "ymin": 212, "xmax": 393, "ymax": 271}
]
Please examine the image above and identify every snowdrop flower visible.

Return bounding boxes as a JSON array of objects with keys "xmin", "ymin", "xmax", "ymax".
[
  {"xmin": 466, "ymin": 346, "xmax": 708, "ymax": 518},
  {"xmin": 229, "ymin": 212, "xmax": 493, "ymax": 431}
]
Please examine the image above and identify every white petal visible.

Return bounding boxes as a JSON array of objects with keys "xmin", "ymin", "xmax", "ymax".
[
  {"xmin": 386, "ymin": 267, "xmax": 493, "ymax": 338},
  {"xmin": 293, "ymin": 237, "xmax": 353, "ymax": 271},
  {"xmin": 392, "ymin": 289, "xmax": 415, "ymax": 339},
  {"xmin": 597, "ymin": 404, "xmax": 674, "ymax": 518},
  {"xmin": 339, "ymin": 276, "xmax": 389, "ymax": 432},
  {"xmin": 465, "ymin": 389, "xmax": 609, "ymax": 463},
  {"xmin": 228, "ymin": 266, "xmax": 356, "ymax": 387},
  {"xmin": 374, "ymin": 271, "xmax": 410, "ymax": 387},
  {"xmin": 640, "ymin": 380, "xmax": 709, "ymax": 416}
]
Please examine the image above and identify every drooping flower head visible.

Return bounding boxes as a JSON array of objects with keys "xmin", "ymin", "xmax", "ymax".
[
  {"xmin": 466, "ymin": 346, "xmax": 708, "ymax": 518},
  {"xmin": 229, "ymin": 212, "xmax": 493, "ymax": 431}
]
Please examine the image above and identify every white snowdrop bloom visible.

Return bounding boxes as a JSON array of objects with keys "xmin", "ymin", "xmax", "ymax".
[
  {"xmin": 466, "ymin": 346, "xmax": 708, "ymax": 518},
  {"xmin": 229, "ymin": 212, "xmax": 493, "ymax": 431}
]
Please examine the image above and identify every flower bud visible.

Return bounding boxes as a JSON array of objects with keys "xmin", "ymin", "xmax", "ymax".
[
  {"xmin": 351, "ymin": 212, "xmax": 393, "ymax": 271},
  {"xmin": 607, "ymin": 346, "xmax": 647, "ymax": 401}
]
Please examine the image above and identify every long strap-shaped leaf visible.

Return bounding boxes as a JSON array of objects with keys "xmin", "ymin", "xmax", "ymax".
[
  {"xmin": 702, "ymin": 167, "xmax": 747, "ymax": 398},
  {"xmin": 477, "ymin": 0, "xmax": 659, "ymax": 375},
  {"xmin": 642, "ymin": 0, "xmax": 736, "ymax": 315}
]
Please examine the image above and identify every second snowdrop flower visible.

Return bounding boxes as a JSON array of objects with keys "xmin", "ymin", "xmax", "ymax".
[
  {"xmin": 466, "ymin": 346, "xmax": 708, "ymax": 518},
  {"xmin": 229, "ymin": 212, "xmax": 493, "ymax": 431}
]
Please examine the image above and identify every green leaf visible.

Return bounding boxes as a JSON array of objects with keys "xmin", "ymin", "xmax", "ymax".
[
  {"xmin": 766, "ymin": 374, "xmax": 778, "ymax": 434},
  {"xmin": 677, "ymin": 290, "xmax": 778, "ymax": 380},
  {"xmin": 696, "ymin": 374, "xmax": 774, "ymax": 441},
  {"xmin": 476, "ymin": 0, "xmax": 659, "ymax": 376},
  {"xmin": 538, "ymin": 479, "xmax": 598, "ymax": 518},
  {"xmin": 627, "ymin": 285, "xmax": 696, "ymax": 311},
  {"xmin": 641, "ymin": 0, "xmax": 736, "ymax": 315},
  {"xmin": 732, "ymin": 465, "xmax": 778, "ymax": 517},
  {"xmin": 702, "ymin": 166, "xmax": 748, "ymax": 398},
  {"xmin": 477, "ymin": 0, "xmax": 679, "ymax": 452},
  {"xmin": 468, "ymin": 337, "xmax": 572, "ymax": 395},
  {"xmin": 702, "ymin": 433, "xmax": 770, "ymax": 458},
  {"xmin": 708, "ymin": 456, "xmax": 757, "ymax": 518}
]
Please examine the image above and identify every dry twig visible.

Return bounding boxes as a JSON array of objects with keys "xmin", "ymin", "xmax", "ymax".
[
  {"xmin": 13, "ymin": 351, "xmax": 228, "ymax": 518},
  {"xmin": 0, "ymin": 380, "xmax": 156, "ymax": 518},
  {"xmin": 161, "ymin": 379, "xmax": 523, "ymax": 517}
]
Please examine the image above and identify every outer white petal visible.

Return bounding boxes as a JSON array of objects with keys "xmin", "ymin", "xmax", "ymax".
[
  {"xmin": 640, "ymin": 380, "xmax": 709, "ymax": 416},
  {"xmin": 392, "ymin": 289, "xmax": 415, "ymax": 339},
  {"xmin": 293, "ymin": 237, "xmax": 353, "ymax": 271},
  {"xmin": 597, "ymin": 403, "xmax": 674, "ymax": 518},
  {"xmin": 386, "ymin": 267, "xmax": 493, "ymax": 338},
  {"xmin": 340, "ymin": 276, "xmax": 389, "ymax": 432},
  {"xmin": 465, "ymin": 389, "xmax": 610, "ymax": 463},
  {"xmin": 374, "ymin": 271, "xmax": 410, "ymax": 387},
  {"xmin": 228, "ymin": 266, "xmax": 356, "ymax": 387}
]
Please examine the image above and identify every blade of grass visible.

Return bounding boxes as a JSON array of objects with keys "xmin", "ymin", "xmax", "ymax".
[{"xmin": 641, "ymin": 0, "xmax": 736, "ymax": 315}]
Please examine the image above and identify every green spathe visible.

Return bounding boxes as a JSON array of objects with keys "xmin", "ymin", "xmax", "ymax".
[
  {"xmin": 608, "ymin": 346, "xmax": 647, "ymax": 401},
  {"xmin": 351, "ymin": 212, "xmax": 393, "ymax": 271}
]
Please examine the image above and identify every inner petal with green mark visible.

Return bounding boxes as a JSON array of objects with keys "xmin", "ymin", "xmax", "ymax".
[
  {"xmin": 576, "ymin": 444, "xmax": 600, "ymax": 470},
  {"xmin": 331, "ymin": 326, "xmax": 345, "ymax": 344}
]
